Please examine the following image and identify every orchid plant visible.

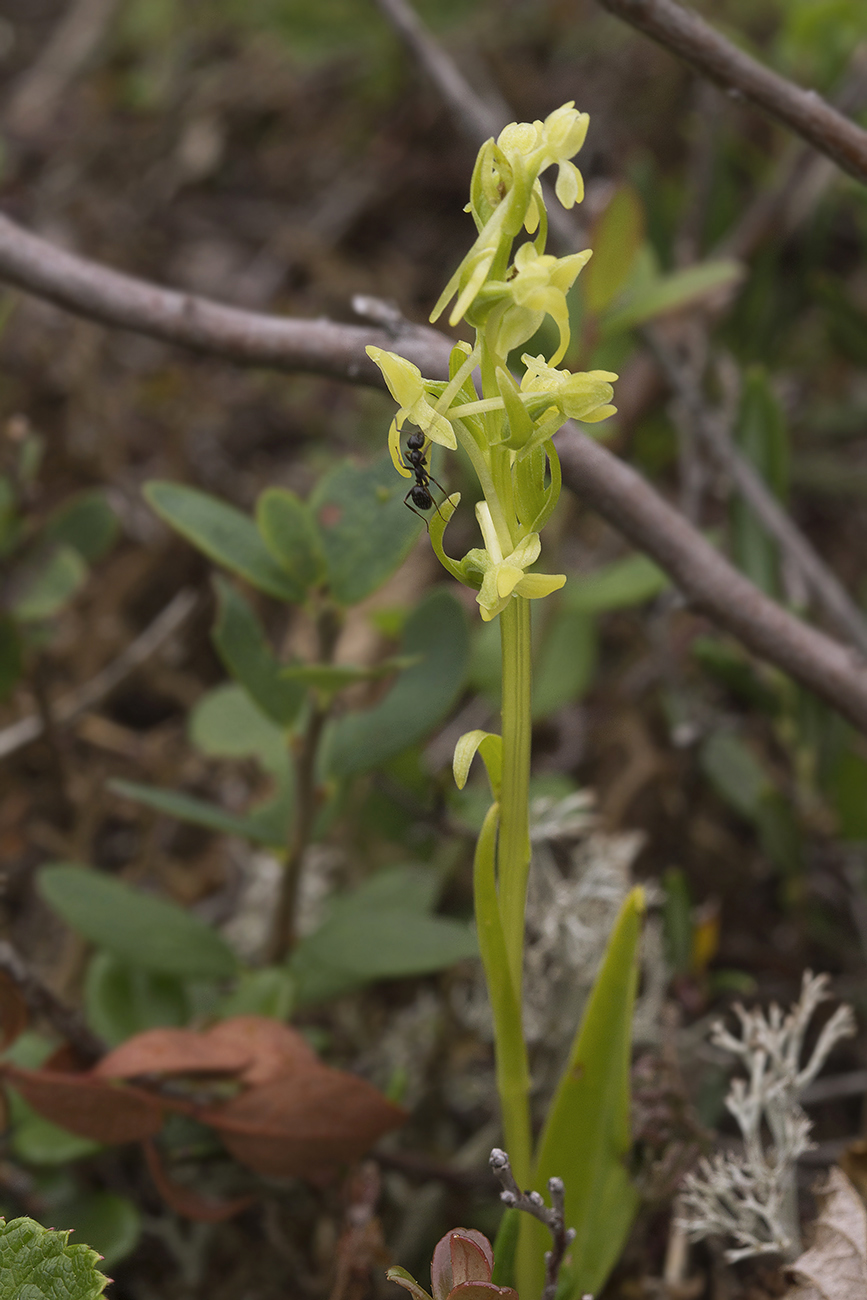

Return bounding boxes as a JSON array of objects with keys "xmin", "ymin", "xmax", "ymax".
[{"xmin": 369, "ymin": 105, "xmax": 645, "ymax": 1300}]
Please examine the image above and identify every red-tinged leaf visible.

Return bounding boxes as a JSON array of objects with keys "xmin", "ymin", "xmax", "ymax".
[
  {"xmin": 4, "ymin": 1063, "xmax": 163, "ymax": 1143},
  {"xmin": 93, "ymin": 1028, "xmax": 251, "ymax": 1081},
  {"xmin": 0, "ymin": 972, "xmax": 28, "ymax": 1051},
  {"xmin": 202, "ymin": 1067, "xmax": 406, "ymax": 1179},
  {"xmin": 142, "ymin": 1138, "xmax": 255, "ymax": 1222},
  {"xmin": 449, "ymin": 1285, "xmax": 518, "ymax": 1300},
  {"xmin": 204, "ymin": 1016, "xmax": 319, "ymax": 1085},
  {"xmin": 433, "ymin": 1231, "xmax": 493, "ymax": 1300}
]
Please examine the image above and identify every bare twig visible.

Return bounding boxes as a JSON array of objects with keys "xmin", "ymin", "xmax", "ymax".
[
  {"xmin": 0, "ymin": 217, "xmax": 867, "ymax": 731},
  {"xmin": 0, "ymin": 211, "xmax": 452, "ymax": 385},
  {"xmin": 598, "ymin": 0, "xmax": 867, "ymax": 186},
  {"xmin": 4, "ymin": 0, "xmax": 122, "ymax": 138},
  {"xmin": 0, "ymin": 940, "xmax": 106, "ymax": 1062},
  {"xmin": 0, "ymin": 587, "xmax": 198, "ymax": 760},
  {"xmin": 489, "ymin": 1148, "xmax": 580, "ymax": 1300},
  {"xmin": 644, "ymin": 328, "xmax": 867, "ymax": 656}
]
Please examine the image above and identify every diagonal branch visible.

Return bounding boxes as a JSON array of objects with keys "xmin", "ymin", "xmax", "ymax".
[{"xmin": 597, "ymin": 0, "xmax": 867, "ymax": 186}]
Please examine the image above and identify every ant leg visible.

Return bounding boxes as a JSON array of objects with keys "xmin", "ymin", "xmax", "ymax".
[{"xmin": 403, "ymin": 493, "xmax": 431, "ymax": 532}]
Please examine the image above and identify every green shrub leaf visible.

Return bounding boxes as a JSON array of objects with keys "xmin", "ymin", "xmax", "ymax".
[
  {"xmin": 212, "ymin": 577, "xmax": 304, "ymax": 727},
  {"xmin": 0, "ymin": 1215, "xmax": 108, "ymax": 1300},
  {"xmin": 256, "ymin": 487, "xmax": 325, "ymax": 591}
]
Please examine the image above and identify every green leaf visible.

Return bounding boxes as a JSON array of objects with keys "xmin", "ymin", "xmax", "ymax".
[
  {"xmin": 38, "ymin": 864, "xmax": 238, "ymax": 979},
  {"xmin": 309, "ymin": 453, "xmax": 423, "ymax": 605},
  {"xmin": 12, "ymin": 546, "xmax": 88, "ymax": 622},
  {"xmin": 217, "ymin": 967, "xmax": 296, "ymax": 1020},
  {"xmin": 189, "ymin": 682, "xmax": 289, "ymax": 777},
  {"xmin": 290, "ymin": 865, "xmax": 468, "ymax": 1005},
  {"xmin": 144, "ymin": 481, "xmax": 303, "ymax": 601},
  {"xmin": 256, "ymin": 487, "xmax": 325, "ymax": 591},
  {"xmin": 0, "ymin": 1216, "xmax": 108, "ymax": 1300},
  {"xmin": 291, "ymin": 908, "xmax": 477, "ymax": 1006},
  {"xmin": 831, "ymin": 747, "xmax": 867, "ymax": 840},
  {"xmin": 49, "ymin": 1192, "xmax": 141, "ymax": 1270},
  {"xmin": 281, "ymin": 658, "xmax": 417, "ymax": 693},
  {"xmin": 518, "ymin": 888, "xmax": 644, "ymax": 1300},
  {"xmin": 110, "ymin": 779, "xmax": 288, "ymax": 847},
  {"xmin": 453, "ymin": 730, "xmax": 502, "ymax": 797},
  {"xmin": 601, "ymin": 259, "xmax": 742, "ymax": 335},
  {"xmin": 84, "ymin": 951, "xmax": 190, "ymax": 1047},
  {"xmin": 8, "ymin": 1093, "xmax": 102, "ymax": 1166},
  {"xmin": 584, "ymin": 186, "xmax": 645, "ymax": 314},
  {"xmin": 699, "ymin": 730, "xmax": 771, "ymax": 821},
  {"xmin": 43, "ymin": 491, "xmax": 119, "ymax": 563},
  {"xmin": 662, "ymin": 868, "xmax": 693, "ymax": 977},
  {"xmin": 532, "ymin": 608, "xmax": 597, "ymax": 719},
  {"xmin": 211, "ymin": 577, "xmax": 304, "ymax": 727},
  {"xmin": 0, "ymin": 615, "xmax": 23, "ymax": 700},
  {"xmin": 565, "ymin": 553, "xmax": 668, "ymax": 613},
  {"xmin": 326, "ymin": 589, "xmax": 469, "ymax": 777},
  {"xmin": 730, "ymin": 368, "xmax": 789, "ymax": 598}
]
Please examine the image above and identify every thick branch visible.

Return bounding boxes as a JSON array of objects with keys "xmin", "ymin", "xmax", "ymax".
[
  {"xmin": 1, "ymin": 211, "xmax": 867, "ymax": 729},
  {"xmin": 0, "ymin": 211, "xmax": 452, "ymax": 383},
  {"xmin": 598, "ymin": 0, "xmax": 867, "ymax": 187}
]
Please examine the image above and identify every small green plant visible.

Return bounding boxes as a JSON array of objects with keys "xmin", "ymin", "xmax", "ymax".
[{"xmin": 367, "ymin": 104, "xmax": 644, "ymax": 1300}]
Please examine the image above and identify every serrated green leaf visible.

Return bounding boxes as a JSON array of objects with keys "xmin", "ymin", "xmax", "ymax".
[
  {"xmin": 602, "ymin": 259, "xmax": 742, "ymax": 335},
  {"xmin": 211, "ymin": 577, "xmax": 304, "ymax": 727},
  {"xmin": 256, "ymin": 487, "xmax": 324, "ymax": 591},
  {"xmin": 43, "ymin": 491, "xmax": 119, "ymax": 563},
  {"xmin": 309, "ymin": 453, "xmax": 423, "ymax": 605},
  {"xmin": 0, "ymin": 1216, "xmax": 108, "ymax": 1300},
  {"xmin": 325, "ymin": 589, "xmax": 469, "ymax": 777},
  {"xmin": 38, "ymin": 864, "xmax": 238, "ymax": 979},
  {"xmin": 145, "ymin": 481, "xmax": 302, "ymax": 601},
  {"xmin": 12, "ymin": 547, "xmax": 88, "ymax": 622},
  {"xmin": 517, "ymin": 889, "xmax": 644, "ymax": 1300},
  {"xmin": 109, "ymin": 779, "xmax": 289, "ymax": 847},
  {"xmin": 84, "ymin": 951, "xmax": 190, "ymax": 1047}
]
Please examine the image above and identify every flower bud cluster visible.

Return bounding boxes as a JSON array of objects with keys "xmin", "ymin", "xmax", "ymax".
[{"xmin": 367, "ymin": 102, "xmax": 617, "ymax": 623}]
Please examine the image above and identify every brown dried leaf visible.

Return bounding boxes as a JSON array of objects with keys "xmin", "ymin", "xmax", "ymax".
[
  {"xmin": 142, "ymin": 1137, "xmax": 255, "ymax": 1222},
  {"xmin": 787, "ymin": 1168, "xmax": 867, "ymax": 1300},
  {"xmin": 4, "ymin": 1063, "xmax": 164, "ymax": 1143},
  {"xmin": 202, "ymin": 1067, "xmax": 406, "ymax": 1179},
  {"xmin": 203, "ymin": 1016, "xmax": 319, "ymax": 1085},
  {"xmin": 93, "ymin": 1027, "xmax": 251, "ymax": 1080}
]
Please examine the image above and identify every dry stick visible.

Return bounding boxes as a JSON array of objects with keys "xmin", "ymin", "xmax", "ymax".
[
  {"xmin": 489, "ymin": 1149, "xmax": 578, "ymax": 1300},
  {"xmin": 4, "ymin": 0, "xmax": 122, "ymax": 138},
  {"xmin": 0, "ymin": 587, "xmax": 198, "ymax": 760},
  {"xmin": 597, "ymin": 0, "xmax": 867, "ymax": 187},
  {"xmin": 0, "ymin": 940, "xmax": 106, "ymax": 1062},
  {"xmin": 0, "ymin": 219, "xmax": 866, "ymax": 731},
  {"xmin": 644, "ymin": 329, "xmax": 867, "ymax": 657}
]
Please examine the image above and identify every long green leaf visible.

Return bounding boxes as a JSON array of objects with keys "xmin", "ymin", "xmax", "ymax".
[
  {"xmin": 38, "ymin": 864, "xmax": 239, "ymax": 979},
  {"xmin": 145, "ymin": 481, "xmax": 303, "ymax": 601},
  {"xmin": 517, "ymin": 887, "xmax": 645, "ymax": 1300},
  {"xmin": 602, "ymin": 260, "xmax": 742, "ymax": 335},
  {"xmin": 110, "ymin": 779, "xmax": 290, "ymax": 847}
]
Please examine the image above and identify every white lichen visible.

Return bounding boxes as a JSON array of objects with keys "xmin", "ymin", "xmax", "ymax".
[{"xmin": 678, "ymin": 971, "xmax": 855, "ymax": 1262}]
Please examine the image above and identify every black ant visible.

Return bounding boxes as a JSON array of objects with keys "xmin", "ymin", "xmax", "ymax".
[{"xmin": 402, "ymin": 430, "xmax": 448, "ymax": 526}]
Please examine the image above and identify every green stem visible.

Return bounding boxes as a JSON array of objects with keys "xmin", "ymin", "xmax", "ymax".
[{"xmin": 498, "ymin": 594, "xmax": 532, "ymax": 997}]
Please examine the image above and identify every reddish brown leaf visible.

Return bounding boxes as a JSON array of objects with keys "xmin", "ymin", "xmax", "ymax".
[
  {"xmin": 93, "ymin": 1027, "xmax": 251, "ymax": 1081},
  {"xmin": 203, "ymin": 1016, "xmax": 319, "ymax": 1086},
  {"xmin": 202, "ymin": 1067, "xmax": 406, "ymax": 1179},
  {"xmin": 4, "ymin": 1063, "xmax": 164, "ymax": 1143},
  {"xmin": 0, "ymin": 972, "xmax": 28, "ymax": 1051},
  {"xmin": 142, "ymin": 1138, "xmax": 255, "ymax": 1222}
]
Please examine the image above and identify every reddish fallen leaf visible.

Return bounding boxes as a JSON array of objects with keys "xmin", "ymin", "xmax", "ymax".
[
  {"xmin": 204, "ymin": 1016, "xmax": 319, "ymax": 1086},
  {"xmin": 4, "ymin": 1063, "xmax": 163, "ymax": 1143},
  {"xmin": 93, "ymin": 1027, "xmax": 251, "ymax": 1081},
  {"xmin": 0, "ymin": 973, "xmax": 28, "ymax": 1051},
  {"xmin": 202, "ymin": 1067, "xmax": 406, "ymax": 1179},
  {"xmin": 142, "ymin": 1138, "xmax": 255, "ymax": 1222}
]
